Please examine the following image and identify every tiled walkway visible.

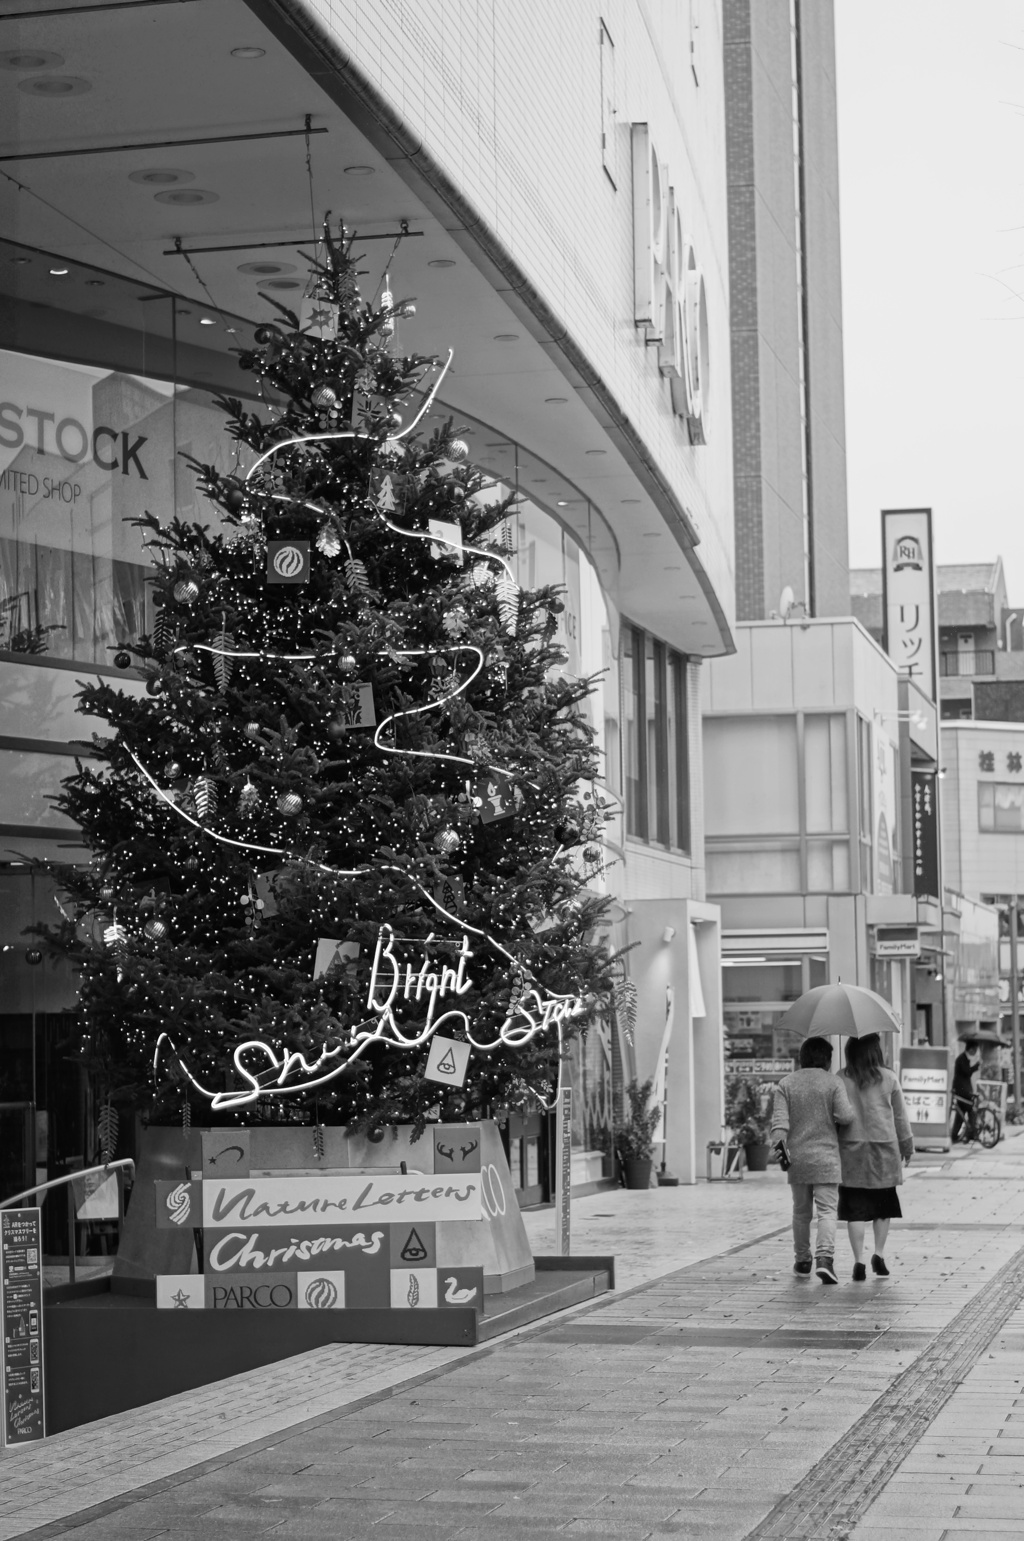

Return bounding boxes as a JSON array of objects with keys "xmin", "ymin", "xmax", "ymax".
[{"xmin": 5, "ymin": 1139, "xmax": 1024, "ymax": 1540}]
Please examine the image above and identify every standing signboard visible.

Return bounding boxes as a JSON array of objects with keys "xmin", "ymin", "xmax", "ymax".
[
  {"xmin": 882, "ymin": 509, "xmax": 938, "ymax": 702},
  {"xmin": 900, "ymin": 1045, "xmax": 950, "ymax": 1151},
  {"xmin": 0, "ymin": 1208, "xmax": 45, "ymax": 1445}
]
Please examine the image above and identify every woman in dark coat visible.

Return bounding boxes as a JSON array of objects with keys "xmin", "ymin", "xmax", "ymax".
[{"xmin": 837, "ymin": 1033, "xmax": 914, "ymax": 1281}]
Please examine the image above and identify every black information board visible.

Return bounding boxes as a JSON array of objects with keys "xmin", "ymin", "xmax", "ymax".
[{"xmin": 1, "ymin": 1208, "xmax": 45, "ymax": 1445}]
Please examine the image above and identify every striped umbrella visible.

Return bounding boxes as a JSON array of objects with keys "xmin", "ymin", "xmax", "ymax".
[{"xmin": 776, "ymin": 982, "xmax": 900, "ymax": 1040}]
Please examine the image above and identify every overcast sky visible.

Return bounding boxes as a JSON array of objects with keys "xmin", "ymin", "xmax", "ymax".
[{"xmin": 835, "ymin": 0, "xmax": 1024, "ymax": 595}]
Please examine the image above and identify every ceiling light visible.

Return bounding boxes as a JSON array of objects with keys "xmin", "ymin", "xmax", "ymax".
[
  {"xmin": 0, "ymin": 50, "xmax": 64, "ymax": 70},
  {"xmin": 585, "ymin": 449, "xmax": 606, "ymax": 456},
  {"xmin": 238, "ymin": 260, "xmax": 295, "ymax": 275},
  {"xmin": 494, "ymin": 333, "xmax": 519, "ymax": 342},
  {"xmin": 130, "ymin": 168, "xmax": 193, "ymax": 186},
  {"xmin": 428, "ymin": 259, "xmax": 456, "ymax": 268},
  {"xmin": 49, "ymin": 267, "xmax": 69, "ymax": 276},
  {"xmin": 225, "ymin": 327, "xmax": 238, "ymax": 334},
  {"xmin": 557, "ymin": 500, "xmax": 568, "ymax": 507},
  {"xmin": 231, "ymin": 46, "xmax": 265, "ymax": 58},
  {"xmin": 10, "ymin": 256, "xmax": 30, "ymax": 265},
  {"xmin": 621, "ymin": 498, "xmax": 641, "ymax": 504},
  {"xmin": 257, "ymin": 278, "xmax": 300, "ymax": 290},
  {"xmin": 344, "ymin": 165, "xmax": 375, "ymax": 176},
  {"xmin": 85, "ymin": 279, "xmax": 104, "ymax": 287},
  {"xmin": 199, "ymin": 317, "xmax": 216, "ymax": 325},
  {"xmin": 154, "ymin": 188, "xmax": 219, "ymax": 205},
  {"xmin": 18, "ymin": 75, "xmax": 91, "ymax": 95},
  {"xmin": 545, "ymin": 396, "xmax": 568, "ymax": 404}
]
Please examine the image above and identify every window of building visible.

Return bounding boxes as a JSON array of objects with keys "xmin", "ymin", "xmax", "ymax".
[
  {"xmin": 979, "ymin": 782, "xmax": 1024, "ymax": 832},
  {"xmin": 622, "ymin": 622, "xmax": 689, "ymax": 851}
]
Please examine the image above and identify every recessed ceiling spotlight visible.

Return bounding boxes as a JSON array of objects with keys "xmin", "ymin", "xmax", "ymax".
[
  {"xmin": 621, "ymin": 498, "xmax": 641, "ymax": 504},
  {"xmin": 428, "ymin": 258, "xmax": 456, "ymax": 268},
  {"xmin": 585, "ymin": 449, "xmax": 606, "ymax": 456},
  {"xmin": 545, "ymin": 396, "xmax": 568, "ymax": 404},
  {"xmin": 344, "ymin": 165, "xmax": 375, "ymax": 176},
  {"xmin": 0, "ymin": 50, "xmax": 64, "ymax": 70},
  {"xmin": 18, "ymin": 75, "xmax": 91, "ymax": 96},
  {"xmin": 199, "ymin": 317, "xmax": 216, "ymax": 325},
  {"xmin": 557, "ymin": 500, "xmax": 569, "ymax": 507},
  {"xmin": 10, "ymin": 256, "xmax": 30, "ymax": 265},
  {"xmin": 230, "ymin": 46, "xmax": 265, "ymax": 58},
  {"xmin": 257, "ymin": 277, "xmax": 301, "ymax": 290},
  {"xmin": 154, "ymin": 188, "xmax": 219, "ymax": 205},
  {"xmin": 129, "ymin": 168, "xmax": 194, "ymax": 186},
  {"xmin": 533, "ymin": 478, "xmax": 547, "ymax": 483},
  {"xmin": 49, "ymin": 266, "xmax": 69, "ymax": 276},
  {"xmin": 494, "ymin": 333, "xmax": 519, "ymax": 342},
  {"xmin": 238, "ymin": 260, "xmax": 295, "ymax": 275},
  {"xmin": 85, "ymin": 279, "xmax": 105, "ymax": 287},
  {"xmin": 225, "ymin": 327, "xmax": 238, "ymax": 334}
]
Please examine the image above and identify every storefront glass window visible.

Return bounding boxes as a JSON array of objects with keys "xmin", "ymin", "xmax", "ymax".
[{"xmin": 979, "ymin": 783, "xmax": 1024, "ymax": 831}]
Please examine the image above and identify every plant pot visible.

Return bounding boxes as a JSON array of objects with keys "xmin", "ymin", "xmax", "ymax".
[
  {"xmin": 744, "ymin": 1142, "xmax": 771, "ymax": 1172},
  {"xmin": 623, "ymin": 1158, "xmax": 653, "ymax": 1190}
]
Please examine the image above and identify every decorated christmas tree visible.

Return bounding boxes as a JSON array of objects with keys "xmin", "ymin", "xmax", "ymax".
[{"xmin": 36, "ymin": 222, "xmax": 618, "ymax": 1134}]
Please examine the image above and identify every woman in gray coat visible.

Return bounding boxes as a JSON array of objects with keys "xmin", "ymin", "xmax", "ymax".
[{"xmin": 837, "ymin": 1033, "xmax": 914, "ymax": 1281}]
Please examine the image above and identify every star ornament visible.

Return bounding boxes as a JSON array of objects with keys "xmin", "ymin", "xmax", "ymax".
[{"xmin": 171, "ymin": 1288, "xmax": 191, "ymax": 1309}]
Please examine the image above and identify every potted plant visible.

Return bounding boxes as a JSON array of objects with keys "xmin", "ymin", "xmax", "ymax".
[
  {"xmin": 614, "ymin": 1078, "xmax": 660, "ymax": 1189},
  {"xmin": 725, "ymin": 1075, "xmax": 773, "ymax": 1172}
]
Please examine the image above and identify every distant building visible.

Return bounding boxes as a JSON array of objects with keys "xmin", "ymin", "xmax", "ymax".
[
  {"xmin": 724, "ymin": 0, "xmax": 850, "ymax": 621},
  {"xmin": 851, "ymin": 561, "xmax": 1024, "ymax": 722}
]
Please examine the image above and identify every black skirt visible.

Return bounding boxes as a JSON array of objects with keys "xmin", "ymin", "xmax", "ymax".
[{"xmin": 838, "ymin": 1186, "xmax": 902, "ymax": 1222}]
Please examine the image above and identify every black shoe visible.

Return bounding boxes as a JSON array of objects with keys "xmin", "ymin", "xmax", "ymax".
[
  {"xmin": 793, "ymin": 1259, "xmax": 812, "ymax": 1274},
  {"xmin": 852, "ymin": 1262, "xmax": 867, "ymax": 1282},
  {"xmin": 815, "ymin": 1257, "xmax": 839, "ymax": 1284},
  {"xmin": 871, "ymin": 1253, "xmax": 890, "ymax": 1276}
]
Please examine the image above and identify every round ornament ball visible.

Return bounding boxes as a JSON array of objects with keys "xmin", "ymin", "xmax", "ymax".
[
  {"xmin": 244, "ymin": 721, "xmax": 262, "ymax": 739},
  {"xmin": 386, "ymin": 410, "xmax": 402, "ymax": 430},
  {"xmin": 146, "ymin": 677, "xmax": 162, "ymax": 696},
  {"xmin": 450, "ymin": 485, "xmax": 466, "ymax": 503},
  {"xmin": 173, "ymin": 579, "xmax": 199, "ymax": 605},
  {"xmin": 399, "ymin": 301, "xmax": 416, "ymax": 318},
  {"xmin": 277, "ymin": 791, "xmax": 303, "ymax": 817},
  {"xmin": 164, "ymin": 761, "xmax": 183, "ymax": 781},
  {"xmin": 25, "ymin": 947, "xmax": 43, "ymax": 966},
  {"xmin": 144, "ymin": 918, "xmax": 168, "ymax": 941},
  {"xmin": 311, "ymin": 384, "xmax": 338, "ymax": 409},
  {"xmin": 447, "ymin": 438, "xmax": 469, "ymax": 462},
  {"xmin": 99, "ymin": 885, "xmax": 115, "ymax": 904},
  {"xmin": 114, "ymin": 650, "xmax": 132, "ymax": 670},
  {"xmin": 338, "ymin": 653, "xmax": 357, "ymax": 675},
  {"xmin": 254, "ymin": 324, "xmax": 279, "ymax": 345},
  {"xmin": 434, "ymin": 827, "xmax": 460, "ymax": 855},
  {"xmin": 183, "ymin": 856, "xmax": 200, "ymax": 872}
]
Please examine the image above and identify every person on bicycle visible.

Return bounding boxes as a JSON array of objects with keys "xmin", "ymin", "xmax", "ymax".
[{"xmin": 951, "ymin": 1041, "xmax": 981, "ymax": 1143}]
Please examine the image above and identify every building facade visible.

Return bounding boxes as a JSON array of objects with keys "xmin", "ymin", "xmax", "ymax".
[
  {"xmin": 0, "ymin": 2, "xmax": 737, "ymax": 1199},
  {"xmin": 723, "ymin": 0, "xmax": 849, "ymax": 622}
]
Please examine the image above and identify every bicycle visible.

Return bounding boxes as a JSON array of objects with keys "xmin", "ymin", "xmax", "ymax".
[{"xmin": 951, "ymin": 1093, "xmax": 1001, "ymax": 1149}]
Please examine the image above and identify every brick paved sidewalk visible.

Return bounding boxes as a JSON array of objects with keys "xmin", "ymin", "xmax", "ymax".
[{"xmin": 6, "ymin": 1133, "xmax": 1024, "ymax": 1541}]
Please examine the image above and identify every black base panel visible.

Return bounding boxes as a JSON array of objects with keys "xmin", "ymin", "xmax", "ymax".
[{"xmin": 43, "ymin": 1259, "xmax": 613, "ymax": 1434}]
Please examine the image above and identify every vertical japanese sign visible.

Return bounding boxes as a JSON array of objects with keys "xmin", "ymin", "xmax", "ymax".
[
  {"xmin": 554, "ymin": 1088, "xmax": 572, "ymax": 1256},
  {"xmin": 1, "ymin": 1209, "xmax": 45, "ymax": 1445},
  {"xmin": 882, "ymin": 509, "xmax": 938, "ymax": 701},
  {"xmin": 911, "ymin": 769, "xmax": 940, "ymax": 899}
]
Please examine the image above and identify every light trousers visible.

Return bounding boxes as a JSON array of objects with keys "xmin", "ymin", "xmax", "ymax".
[{"xmin": 791, "ymin": 1182, "xmax": 838, "ymax": 1261}]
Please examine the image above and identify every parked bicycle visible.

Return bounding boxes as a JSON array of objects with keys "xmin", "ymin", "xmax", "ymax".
[{"xmin": 951, "ymin": 1092, "xmax": 1001, "ymax": 1149}]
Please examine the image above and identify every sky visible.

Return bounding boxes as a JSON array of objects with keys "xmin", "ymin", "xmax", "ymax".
[{"xmin": 835, "ymin": 0, "xmax": 1024, "ymax": 594}]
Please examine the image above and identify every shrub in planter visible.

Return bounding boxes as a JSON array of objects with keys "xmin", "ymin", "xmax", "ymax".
[
  {"xmin": 614, "ymin": 1078, "xmax": 660, "ymax": 1190},
  {"xmin": 725, "ymin": 1075, "xmax": 773, "ymax": 1170}
]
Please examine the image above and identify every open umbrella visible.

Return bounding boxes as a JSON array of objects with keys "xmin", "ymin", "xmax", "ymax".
[
  {"xmin": 959, "ymin": 1028, "xmax": 1006, "ymax": 1045},
  {"xmin": 776, "ymin": 982, "xmax": 900, "ymax": 1040}
]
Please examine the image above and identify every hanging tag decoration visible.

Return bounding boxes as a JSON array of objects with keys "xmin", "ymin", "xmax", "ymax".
[
  {"xmin": 428, "ymin": 519, "xmax": 464, "ymax": 564},
  {"xmin": 240, "ymin": 878, "xmax": 265, "ymax": 933},
  {"xmin": 370, "ymin": 467, "xmax": 412, "ymax": 516},
  {"xmin": 424, "ymin": 1034, "xmax": 471, "ymax": 1088},
  {"xmin": 472, "ymin": 776, "xmax": 521, "ymax": 825},
  {"xmin": 312, "ymin": 938, "xmax": 361, "ymax": 980},
  {"xmin": 267, "ymin": 540, "xmax": 310, "ymax": 585}
]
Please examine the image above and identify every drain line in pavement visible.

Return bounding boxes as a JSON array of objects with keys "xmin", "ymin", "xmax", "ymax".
[{"xmin": 740, "ymin": 1235, "xmax": 1024, "ymax": 1541}]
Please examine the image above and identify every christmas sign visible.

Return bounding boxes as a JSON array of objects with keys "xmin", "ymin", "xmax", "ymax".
[{"xmin": 1, "ymin": 1209, "xmax": 45, "ymax": 1446}]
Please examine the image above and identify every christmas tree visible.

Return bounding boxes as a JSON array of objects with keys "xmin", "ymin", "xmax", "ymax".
[{"xmin": 36, "ymin": 221, "xmax": 618, "ymax": 1134}]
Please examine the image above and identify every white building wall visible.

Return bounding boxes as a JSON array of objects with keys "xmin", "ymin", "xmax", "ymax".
[
  {"xmin": 942, "ymin": 722, "xmax": 1024, "ymax": 899},
  {"xmin": 297, "ymin": 0, "xmax": 735, "ymax": 630}
]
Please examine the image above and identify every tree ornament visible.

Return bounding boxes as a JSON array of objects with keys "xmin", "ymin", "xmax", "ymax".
[
  {"xmin": 254, "ymin": 323, "xmax": 281, "ymax": 345},
  {"xmin": 221, "ymin": 478, "xmax": 245, "ymax": 511},
  {"xmin": 98, "ymin": 885, "xmax": 115, "ymax": 905},
  {"xmin": 311, "ymin": 384, "xmax": 337, "ymax": 409},
  {"xmin": 495, "ymin": 573, "xmax": 519, "ymax": 634},
  {"xmin": 337, "ymin": 653, "xmax": 357, "ymax": 675},
  {"xmin": 183, "ymin": 856, "xmax": 199, "ymax": 872},
  {"xmin": 442, "ymin": 606, "xmax": 469, "ymax": 639},
  {"xmin": 173, "ymin": 579, "xmax": 199, "ymax": 605},
  {"xmin": 103, "ymin": 921, "xmax": 128, "ymax": 955},
  {"xmin": 25, "ymin": 947, "xmax": 43, "ymax": 966},
  {"xmin": 163, "ymin": 761, "xmax": 183, "ymax": 781},
  {"xmin": 192, "ymin": 776, "xmax": 217, "ymax": 821},
  {"xmin": 447, "ymin": 438, "xmax": 469, "ymax": 462},
  {"xmin": 387, "ymin": 410, "xmax": 403, "ymax": 430},
  {"xmin": 144, "ymin": 917, "xmax": 169, "ymax": 941},
  {"xmin": 237, "ymin": 779, "xmax": 260, "ymax": 813},
  {"xmin": 380, "ymin": 290, "xmax": 395, "ymax": 336},
  {"xmin": 277, "ymin": 791, "xmax": 303, "ymax": 817},
  {"xmin": 316, "ymin": 521, "xmax": 342, "ymax": 557},
  {"xmin": 114, "ymin": 650, "xmax": 132, "ymax": 669},
  {"xmin": 212, "ymin": 617, "xmax": 235, "ymax": 691},
  {"xmin": 433, "ymin": 827, "xmax": 460, "ymax": 854},
  {"xmin": 244, "ymin": 721, "xmax": 262, "ymax": 739},
  {"xmin": 146, "ymin": 677, "xmax": 162, "ymax": 696}
]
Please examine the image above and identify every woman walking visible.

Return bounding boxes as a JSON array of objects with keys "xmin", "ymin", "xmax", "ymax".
[{"xmin": 838, "ymin": 1033, "xmax": 914, "ymax": 1280}]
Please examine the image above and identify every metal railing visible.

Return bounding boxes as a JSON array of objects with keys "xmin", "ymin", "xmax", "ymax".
[
  {"xmin": 0, "ymin": 1160, "xmax": 134, "ymax": 1287},
  {"xmin": 940, "ymin": 649, "xmax": 995, "ymax": 677}
]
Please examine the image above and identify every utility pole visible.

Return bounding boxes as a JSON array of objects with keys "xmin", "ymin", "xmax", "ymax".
[{"xmin": 1010, "ymin": 898, "xmax": 1022, "ymax": 1114}]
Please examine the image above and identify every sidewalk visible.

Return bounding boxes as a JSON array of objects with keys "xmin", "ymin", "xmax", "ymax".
[{"xmin": 3, "ymin": 1136, "xmax": 1024, "ymax": 1540}]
